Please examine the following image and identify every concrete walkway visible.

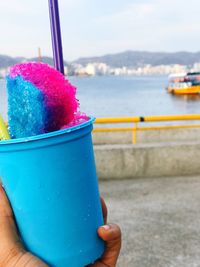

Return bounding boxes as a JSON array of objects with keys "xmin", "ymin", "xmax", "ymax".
[{"xmin": 99, "ymin": 176, "xmax": 200, "ymax": 267}]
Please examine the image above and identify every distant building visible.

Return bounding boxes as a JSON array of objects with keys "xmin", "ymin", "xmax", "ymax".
[
  {"xmin": 0, "ymin": 61, "xmax": 198, "ymax": 78},
  {"xmin": 192, "ymin": 63, "xmax": 200, "ymax": 72},
  {"xmin": 0, "ymin": 68, "xmax": 9, "ymax": 78},
  {"xmin": 85, "ymin": 64, "xmax": 96, "ymax": 76}
]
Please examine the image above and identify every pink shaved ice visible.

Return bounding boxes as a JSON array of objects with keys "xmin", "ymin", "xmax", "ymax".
[{"xmin": 10, "ymin": 62, "xmax": 89, "ymax": 132}]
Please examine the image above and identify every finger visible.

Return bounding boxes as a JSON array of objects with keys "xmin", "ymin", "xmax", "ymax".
[
  {"xmin": 0, "ymin": 184, "xmax": 13, "ymax": 218},
  {"xmin": 9, "ymin": 252, "xmax": 49, "ymax": 267},
  {"xmin": 100, "ymin": 197, "xmax": 108, "ymax": 224},
  {"xmin": 0, "ymin": 186, "xmax": 48, "ymax": 266},
  {"xmin": 0, "ymin": 185, "xmax": 21, "ymax": 251},
  {"xmin": 97, "ymin": 224, "xmax": 121, "ymax": 267}
]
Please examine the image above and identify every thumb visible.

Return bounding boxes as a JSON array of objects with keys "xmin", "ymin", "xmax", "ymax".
[
  {"xmin": 97, "ymin": 224, "xmax": 121, "ymax": 267},
  {"xmin": 0, "ymin": 184, "xmax": 22, "ymax": 250}
]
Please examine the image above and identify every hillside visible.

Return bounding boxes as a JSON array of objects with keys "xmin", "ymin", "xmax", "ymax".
[
  {"xmin": 1, "ymin": 51, "xmax": 200, "ymax": 69},
  {"xmin": 0, "ymin": 55, "xmax": 68, "ymax": 68},
  {"xmin": 0, "ymin": 55, "xmax": 22, "ymax": 68},
  {"xmin": 73, "ymin": 51, "xmax": 200, "ymax": 68}
]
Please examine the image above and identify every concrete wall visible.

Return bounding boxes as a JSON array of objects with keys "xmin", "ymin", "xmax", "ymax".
[
  {"xmin": 94, "ymin": 141, "xmax": 200, "ymax": 179},
  {"xmin": 93, "ymin": 128, "xmax": 200, "ymax": 145}
]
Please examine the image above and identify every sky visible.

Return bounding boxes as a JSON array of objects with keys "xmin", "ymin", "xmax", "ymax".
[{"xmin": 0, "ymin": 0, "xmax": 200, "ymax": 61}]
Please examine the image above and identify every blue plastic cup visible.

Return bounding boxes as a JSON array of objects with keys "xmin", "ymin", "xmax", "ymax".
[{"xmin": 0, "ymin": 117, "xmax": 104, "ymax": 267}]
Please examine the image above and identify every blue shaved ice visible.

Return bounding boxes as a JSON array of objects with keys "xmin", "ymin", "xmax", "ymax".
[{"xmin": 7, "ymin": 76, "xmax": 47, "ymax": 139}]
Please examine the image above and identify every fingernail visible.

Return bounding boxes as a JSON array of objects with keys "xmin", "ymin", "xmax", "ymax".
[
  {"xmin": 101, "ymin": 225, "xmax": 111, "ymax": 231},
  {"xmin": 0, "ymin": 184, "xmax": 3, "ymax": 199},
  {"xmin": 0, "ymin": 183, "xmax": 4, "ymax": 190}
]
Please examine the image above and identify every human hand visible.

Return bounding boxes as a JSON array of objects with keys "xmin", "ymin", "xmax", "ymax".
[
  {"xmin": 0, "ymin": 185, "xmax": 121, "ymax": 267},
  {"xmin": 88, "ymin": 197, "xmax": 121, "ymax": 267},
  {"xmin": 0, "ymin": 185, "xmax": 48, "ymax": 267}
]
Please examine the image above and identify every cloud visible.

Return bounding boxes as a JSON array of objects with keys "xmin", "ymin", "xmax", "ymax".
[
  {"xmin": 1, "ymin": 0, "xmax": 200, "ymax": 59},
  {"xmin": 97, "ymin": 3, "xmax": 155, "ymax": 23},
  {"xmin": 60, "ymin": 0, "xmax": 85, "ymax": 9},
  {"xmin": 92, "ymin": 0, "xmax": 200, "ymax": 52},
  {"xmin": 0, "ymin": 1, "xmax": 30, "ymax": 14},
  {"xmin": 0, "ymin": 1, "xmax": 47, "ymax": 16}
]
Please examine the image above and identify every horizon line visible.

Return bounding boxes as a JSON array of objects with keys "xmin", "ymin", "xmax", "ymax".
[{"xmin": 1, "ymin": 49, "xmax": 200, "ymax": 62}]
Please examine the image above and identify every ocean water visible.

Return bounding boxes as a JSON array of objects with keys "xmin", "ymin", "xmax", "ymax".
[{"xmin": 1, "ymin": 75, "xmax": 200, "ymax": 121}]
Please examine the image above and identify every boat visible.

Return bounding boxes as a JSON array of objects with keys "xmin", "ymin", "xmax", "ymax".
[{"xmin": 167, "ymin": 72, "xmax": 200, "ymax": 95}]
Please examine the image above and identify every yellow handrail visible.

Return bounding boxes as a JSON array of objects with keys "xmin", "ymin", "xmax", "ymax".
[
  {"xmin": 93, "ymin": 124, "xmax": 200, "ymax": 132},
  {"xmin": 95, "ymin": 114, "xmax": 200, "ymax": 124},
  {"xmin": 94, "ymin": 114, "xmax": 200, "ymax": 144},
  {"xmin": 96, "ymin": 117, "xmax": 141, "ymax": 123}
]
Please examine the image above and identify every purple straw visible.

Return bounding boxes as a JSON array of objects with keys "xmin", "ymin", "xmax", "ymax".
[{"xmin": 48, "ymin": 0, "xmax": 64, "ymax": 75}]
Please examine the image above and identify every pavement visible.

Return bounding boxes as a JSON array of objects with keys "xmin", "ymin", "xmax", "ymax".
[{"xmin": 99, "ymin": 176, "xmax": 200, "ymax": 267}]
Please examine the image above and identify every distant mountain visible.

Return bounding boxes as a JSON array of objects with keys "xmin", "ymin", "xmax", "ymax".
[
  {"xmin": 73, "ymin": 51, "xmax": 200, "ymax": 68},
  {"xmin": 0, "ymin": 55, "xmax": 23, "ymax": 68},
  {"xmin": 29, "ymin": 56, "xmax": 69, "ymax": 67},
  {"xmin": 29, "ymin": 56, "xmax": 54, "ymax": 66},
  {"xmin": 0, "ymin": 55, "xmax": 68, "ymax": 68},
  {"xmin": 1, "ymin": 51, "xmax": 200, "ymax": 69}
]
